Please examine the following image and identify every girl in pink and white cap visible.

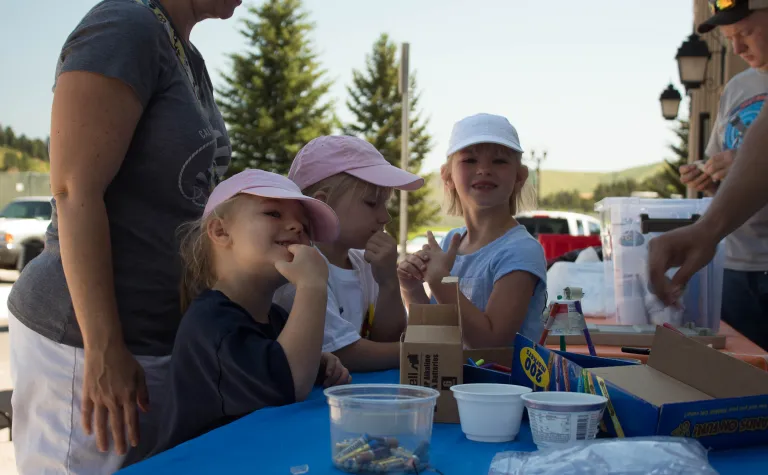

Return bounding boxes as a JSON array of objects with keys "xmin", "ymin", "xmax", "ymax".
[
  {"xmin": 126, "ymin": 170, "xmax": 351, "ymax": 464},
  {"xmin": 274, "ymin": 135, "xmax": 424, "ymax": 372}
]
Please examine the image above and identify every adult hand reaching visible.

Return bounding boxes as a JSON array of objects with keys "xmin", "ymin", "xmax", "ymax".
[{"xmin": 648, "ymin": 223, "xmax": 718, "ymax": 306}]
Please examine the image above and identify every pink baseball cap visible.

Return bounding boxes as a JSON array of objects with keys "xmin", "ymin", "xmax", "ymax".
[
  {"xmin": 289, "ymin": 136, "xmax": 424, "ymax": 191},
  {"xmin": 203, "ymin": 169, "xmax": 340, "ymax": 242}
]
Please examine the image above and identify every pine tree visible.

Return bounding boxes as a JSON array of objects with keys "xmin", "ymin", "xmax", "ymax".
[
  {"xmin": 642, "ymin": 119, "xmax": 688, "ymax": 197},
  {"xmin": 344, "ymin": 33, "xmax": 440, "ymax": 241},
  {"xmin": 216, "ymin": 0, "xmax": 336, "ymax": 175}
]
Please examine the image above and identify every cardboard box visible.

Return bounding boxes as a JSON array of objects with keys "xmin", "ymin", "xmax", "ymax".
[
  {"xmin": 510, "ymin": 333, "xmax": 637, "ymax": 394},
  {"xmin": 400, "ymin": 303, "xmax": 464, "ymax": 423},
  {"xmin": 587, "ymin": 326, "xmax": 768, "ymax": 449}
]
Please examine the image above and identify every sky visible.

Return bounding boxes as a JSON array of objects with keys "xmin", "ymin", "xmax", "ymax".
[{"xmin": 0, "ymin": 0, "xmax": 694, "ymax": 174}]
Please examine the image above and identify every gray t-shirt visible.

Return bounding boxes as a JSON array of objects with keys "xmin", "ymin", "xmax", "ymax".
[
  {"xmin": 8, "ymin": 0, "xmax": 231, "ymax": 356},
  {"xmin": 705, "ymin": 68, "xmax": 768, "ymax": 272}
]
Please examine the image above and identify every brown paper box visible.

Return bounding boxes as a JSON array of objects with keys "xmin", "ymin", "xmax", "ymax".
[
  {"xmin": 399, "ymin": 277, "xmax": 515, "ymax": 423},
  {"xmin": 400, "ymin": 303, "xmax": 464, "ymax": 423}
]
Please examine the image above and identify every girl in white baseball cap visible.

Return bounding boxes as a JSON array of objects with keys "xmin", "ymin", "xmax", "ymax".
[
  {"xmin": 398, "ymin": 113, "xmax": 547, "ymax": 348},
  {"xmin": 273, "ymin": 135, "xmax": 424, "ymax": 372}
]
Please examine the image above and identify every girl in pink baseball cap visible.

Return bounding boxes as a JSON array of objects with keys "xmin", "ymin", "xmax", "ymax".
[
  {"xmin": 127, "ymin": 170, "xmax": 350, "ymax": 463},
  {"xmin": 273, "ymin": 135, "xmax": 424, "ymax": 372}
]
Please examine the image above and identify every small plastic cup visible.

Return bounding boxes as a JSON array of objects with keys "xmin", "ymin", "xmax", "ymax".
[
  {"xmin": 450, "ymin": 383, "xmax": 532, "ymax": 443},
  {"xmin": 324, "ymin": 384, "xmax": 439, "ymax": 473},
  {"xmin": 521, "ymin": 391, "xmax": 608, "ymax": 449}
]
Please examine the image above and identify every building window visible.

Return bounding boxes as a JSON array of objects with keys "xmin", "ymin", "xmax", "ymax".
[
  {"xmin": 720, "ymin": 45, "xmax": 727, "ymax": 85},
  {"xmin": 698, "ymin": 112, "xmax": 712, "ymax": 198},
  {"xmin": 699, "ymin": 112, "xmax": 711, "ymax": 162}
]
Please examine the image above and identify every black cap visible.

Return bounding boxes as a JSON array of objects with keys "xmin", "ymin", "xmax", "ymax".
[
  {"xmin": 698, "ymin": 0, "xmax": 753, "ymax": 34},
  {"xmin": 698, "ymin": 1, "xmax": 753, "ymax": 33}
]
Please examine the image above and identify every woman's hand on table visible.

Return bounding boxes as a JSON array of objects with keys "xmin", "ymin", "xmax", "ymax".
[{"xmin": 320, "ymin": 352, "xmax": 351, "ymax": 388}]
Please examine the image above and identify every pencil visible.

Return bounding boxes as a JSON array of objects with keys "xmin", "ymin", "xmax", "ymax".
[{"xmin": 538, "ymin": 303, "xmax": 559, "ymax": 345}]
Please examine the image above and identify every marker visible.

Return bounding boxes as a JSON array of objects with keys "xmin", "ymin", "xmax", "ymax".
[
  {"xmin": 475, "ymin": 359, "xmax": 485, "ymax": 366},
  {"xmin": 575, "ymin": 301, "xmax": 597, "ymax": 357},
  {"xmin": 621, "ymin": 347, "xmax": 651, "ymax": 356},
  {"xmin": 467, "ymin": 358, "xmax": 478, "ymax": 367}
]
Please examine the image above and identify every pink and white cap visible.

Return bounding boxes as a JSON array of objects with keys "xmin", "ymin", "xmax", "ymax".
[
  {"xmin": 288, "ymin": 135, "xmax": 424, "ymax": 191},
  {"xmin": 203, "ymin": 169, "xmax": 340, "ymax": 242}
]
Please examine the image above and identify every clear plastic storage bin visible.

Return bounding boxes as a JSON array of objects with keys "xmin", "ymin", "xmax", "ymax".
[
  {"xmin": 324, "ymin": 384, "xmax": 439, "ymax": 474},
  {"xmin": 594, "ymin": 197, "xmax": 724, "ymax": 331}
]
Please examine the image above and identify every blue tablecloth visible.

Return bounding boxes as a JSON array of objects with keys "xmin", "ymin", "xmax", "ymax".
[{"xmin": 119, "ymin": 370, "xmax": 768, "ymax": 474}]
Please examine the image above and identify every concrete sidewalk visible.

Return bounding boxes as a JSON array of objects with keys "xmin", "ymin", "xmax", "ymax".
[
  {"xmin": 1, "ymin": 271, "xmax": 18, "ymax": 474},
  {"xmin": 0, "ymin": 429, "xmax": 15, "ymax": 475}
]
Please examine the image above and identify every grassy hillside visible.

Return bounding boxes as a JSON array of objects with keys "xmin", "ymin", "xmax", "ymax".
[
  {"xmin": 421, "ymin": 161, "xmax": 666, "ymax": 228},
  {"xmin": 0, "ymin": 146, "xmax": 50, "ymax": 172},
  {"xmin": 425, "ymin": 161, "xmax": 665, "ymax": 203},
  {"xmin": 537, "ymin": 162, "xmax": 665, "ymax": 197}
]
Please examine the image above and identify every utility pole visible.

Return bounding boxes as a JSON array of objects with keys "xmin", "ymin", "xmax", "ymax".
[
  {"xmin": 530, "ymin": 149, "xmax": 547, "ymax": 198},
  {"xmin": 398, "ymin": 43, "xmax": 410, "ymax": 261}
]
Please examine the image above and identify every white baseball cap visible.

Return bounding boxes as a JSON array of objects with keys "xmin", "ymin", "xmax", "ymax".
[{"xmin": 446, "ymin": 113, "xmax": 523, "ymax": 157}]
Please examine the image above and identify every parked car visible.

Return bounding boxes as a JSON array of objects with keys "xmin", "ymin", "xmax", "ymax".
[
  {"xmin": 515, "ymin": 210, "xmax": 601, "ymax": 237},
  {"xmin": 404, "ymin": 231, "xmax": 448, "ymax": 255},
  {"xmin": 0, "ymin": 196, "xmax": 52, "ymax": 271}
]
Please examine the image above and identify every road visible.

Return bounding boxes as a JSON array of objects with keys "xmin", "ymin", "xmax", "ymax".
[{"xmin": 0, "ymin": 270, "xmax": 17, "ymax": 473}]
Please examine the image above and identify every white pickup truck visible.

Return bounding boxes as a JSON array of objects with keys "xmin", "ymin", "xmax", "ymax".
[{"xmin": 0, "ymin": 196, "xmax": 52, "ymax": 271}]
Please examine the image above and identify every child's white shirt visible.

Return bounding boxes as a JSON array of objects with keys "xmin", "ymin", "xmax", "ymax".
[{"xmin": 272, "ymin": 249, "xmax": 379, "ymax": 352}]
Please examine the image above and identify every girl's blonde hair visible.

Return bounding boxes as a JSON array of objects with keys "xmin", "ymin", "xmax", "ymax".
[
  {"xmin": 301, "ymin": 172, "xmax": 392, "ymax": 207},
  {"xmin": 177, "ymin": 197, "xmax": 240, "ymax": 313},
  {"xmin": 443, "ymin": 143, "xmax": 536, "ymax": 216}
]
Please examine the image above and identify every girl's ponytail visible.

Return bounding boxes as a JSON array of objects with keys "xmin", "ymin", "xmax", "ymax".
[{"xmin": 177, "ymin": 218, "xmax": 215, "ymax": 314}]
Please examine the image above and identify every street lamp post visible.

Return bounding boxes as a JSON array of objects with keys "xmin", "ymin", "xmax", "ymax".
[
  {"xmin": 529, "ymin": 149, "xmax": 547, "ymax": 198},
  {"xmin": 675, "ymin": 32, "xmax": 711, "ymax": 91},
  {"xmin": 659, "ymin": 84, "xmax": 683, "ymax": 121},
  {"xmin": 398, "ymin": 43, "xmax": 410, "ymax": 261}
]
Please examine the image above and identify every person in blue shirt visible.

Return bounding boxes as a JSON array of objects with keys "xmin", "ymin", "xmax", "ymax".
[
  {"xmin": 398, "ymin": 113, "xmax": 547, "ymax": 348},
  {"xmin": 125, "ymin": 170, "xmax": 351, "ymax": 465}
]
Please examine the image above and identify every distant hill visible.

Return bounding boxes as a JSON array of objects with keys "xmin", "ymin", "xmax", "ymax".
[
  {"xmin": 0, "ymin": 146, "xmax": 50, "ymax": 172},
  {"xmin": 425, "ymin": 161, "xmax": 665, "ymax": 202},
  {"xmin": 419, "ymin": 161, "xmax": 666, "ymax": 229},
  {"xmin": 536, "ymin": 162, "xmax": 665, "ymax": 197}
]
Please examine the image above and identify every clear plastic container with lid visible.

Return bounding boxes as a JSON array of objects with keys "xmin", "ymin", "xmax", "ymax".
[
  {"xmin": 324, "ymin": 384, "xmax": 439, "ymax": 474},
  {"xmin": 594, "ymin": 197, "xmax": 724, "ymax": 330}
]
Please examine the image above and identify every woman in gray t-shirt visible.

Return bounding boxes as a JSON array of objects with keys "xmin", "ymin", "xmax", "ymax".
[{"xmin": 6, "ymin": 0, "xmax": 238, "ymax": 472}]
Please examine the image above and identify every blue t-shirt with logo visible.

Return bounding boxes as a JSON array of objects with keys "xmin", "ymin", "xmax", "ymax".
[{"xmin": 431, "ymin": 225, "xmax": 547, "ymax": 341}]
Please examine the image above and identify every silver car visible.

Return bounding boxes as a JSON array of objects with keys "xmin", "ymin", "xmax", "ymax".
[{"xmin": 0, "ymin": 196, "xmax": 52, "ymax": 271}]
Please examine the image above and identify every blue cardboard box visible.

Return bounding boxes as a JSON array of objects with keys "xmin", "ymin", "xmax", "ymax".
[
  {"xmin": 512, "ymin": 327, "xmax": 768, "ymax": 450},
  {"xmin": 510, "ymin": 333, "xmax": 638, "ymax": 393}
]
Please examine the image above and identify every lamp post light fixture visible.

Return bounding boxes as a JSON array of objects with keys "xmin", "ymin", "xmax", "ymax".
[
  {"xmin": 675, "ymin": 32, "xmax": 711, "ymax": 91},
  {"xmin": 659, "ymin": 83, "xmax": 683, "ymax": 121}
]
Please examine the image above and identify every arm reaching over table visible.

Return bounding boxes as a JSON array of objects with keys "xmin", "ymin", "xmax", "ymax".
[{"xmin": 649, "ymin": 106, "xmax": 768, "ymax": 305}]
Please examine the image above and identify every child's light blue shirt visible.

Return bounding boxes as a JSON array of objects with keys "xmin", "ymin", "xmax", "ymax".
[{"xmin": 431, "ymin": 225, "xmax": 548, "ymax": 341}]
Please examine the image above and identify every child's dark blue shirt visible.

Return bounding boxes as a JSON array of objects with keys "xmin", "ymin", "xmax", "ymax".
[{"xmin": 126, "ymin": 289, "xmax": 295, "ymax": 464}]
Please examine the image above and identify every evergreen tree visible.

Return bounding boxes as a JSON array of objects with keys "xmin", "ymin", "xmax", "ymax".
[
  {"xmin": 216, "ymin": 0, "xmax": 336, "ymax": 175},
  {"xmin": 3, "ymin": 126, "xmax": 14, "ymax": 148},
  {"xmin": 643, "ymin": 119, "xmax": 688, "ymax": 197},
  {"xmin": 344, "ymin": 33, "xmax": 439, "ymax": 241}
]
